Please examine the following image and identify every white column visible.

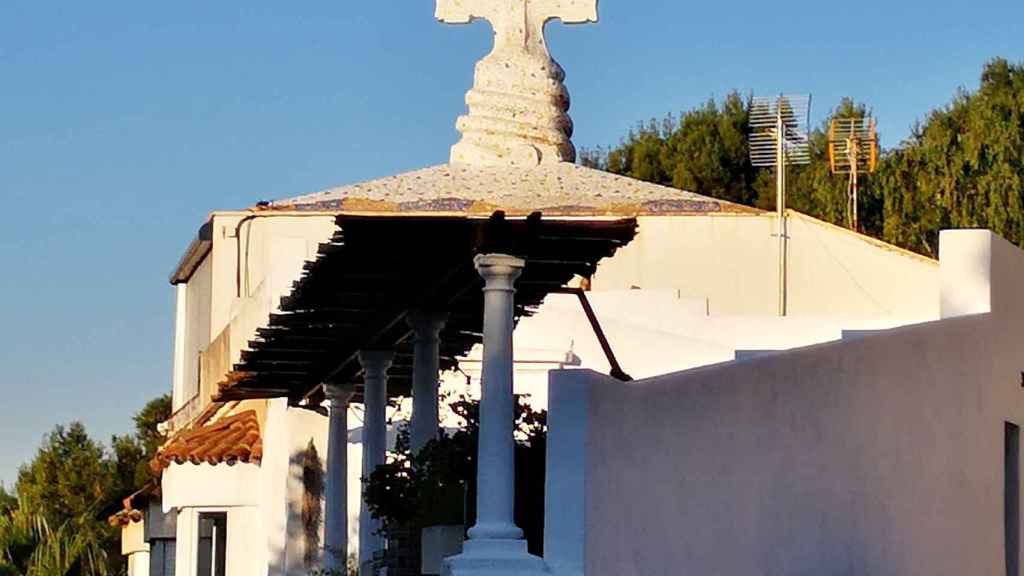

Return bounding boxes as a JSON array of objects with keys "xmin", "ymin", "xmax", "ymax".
[
  {"xmin": 323, "ymin": 383, "xmax": 352, "ymax": 572},
  {"xmin": 443, "ymin": 254, "xmax": 546, "ymax": 576},
  {"xmin": 469, "ymin": 255, "xmax": 523, "ymax": 541},
  {"xmin": 358, "ymin": 351, "xmax": 393, "ymax": 576},
  {"xmin": 407, "ymin": 310, "xmax": 448, "ymax": 452}
]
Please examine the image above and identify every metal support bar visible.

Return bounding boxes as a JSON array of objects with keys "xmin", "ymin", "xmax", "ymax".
[{"xmin": 551, "ymin": 287, "xmax": 632, "ymax": 382}]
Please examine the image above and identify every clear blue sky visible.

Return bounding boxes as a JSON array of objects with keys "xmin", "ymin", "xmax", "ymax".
[{"xmin": 1, "ymin": 0, "xmax": 1021, "ymax": 487}]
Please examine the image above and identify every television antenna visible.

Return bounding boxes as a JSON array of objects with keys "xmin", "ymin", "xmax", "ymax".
[
  {"xmin": 828, "ymin": 116, "xmax": 878, "ymax": 231},
  {"xmin": 749, "ymin": 94, "xmax": 811, "ymax": 316}
]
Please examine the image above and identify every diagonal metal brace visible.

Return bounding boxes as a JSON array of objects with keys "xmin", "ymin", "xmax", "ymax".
[{"xmin": 551, "ymin": 287, "xmax": 632, "ymax": 382}]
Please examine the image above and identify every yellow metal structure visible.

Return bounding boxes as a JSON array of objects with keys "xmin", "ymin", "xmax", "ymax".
[{"xmin": 829, "ymin": 117, "xmax": 878, "ymax": 231}]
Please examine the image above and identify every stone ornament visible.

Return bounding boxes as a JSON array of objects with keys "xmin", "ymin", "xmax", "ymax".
[{"xmin": 436, "ymin": 0, "xmax": 598, "ymax": 167}]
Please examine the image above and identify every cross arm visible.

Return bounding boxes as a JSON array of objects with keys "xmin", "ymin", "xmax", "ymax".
[
  {"xmin": 435, "ymin": 0, "xmax": 501, "ymax": 25},
  {"xmin": 532, "ymin": 0, "xmax": 598, "ymax": 25}
]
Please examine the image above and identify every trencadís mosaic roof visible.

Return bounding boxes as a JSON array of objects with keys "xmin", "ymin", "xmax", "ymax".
[{"xmin": 269, "ymin": 163, "xmax": 759, "ymax": 216}]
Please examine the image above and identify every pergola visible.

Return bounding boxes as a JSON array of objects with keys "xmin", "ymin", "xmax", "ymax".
[
  {"xmin": 215, "ymin": 210, "xmax": 638, "ymax": 572},
  {"xmin": 217, "ymin": 211, "xmax": 636, "ymax": 405}
]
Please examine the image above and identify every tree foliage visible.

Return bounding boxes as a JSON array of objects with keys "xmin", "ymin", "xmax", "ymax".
[
  {"xmin": 583, "ymin": 58, "xmax": 1024, "ymax": 257},
  {"xmin": 582, "ymin": 93, "xmax": 767, "ymax": 207},
  {"xmin": 4, "ymin": 395, "xmax": 171, "ymax": 576},
  {"xmin": 109, "ymin": 394, "xmax": 172, "ymax": 493},
  {"xmin": 364, "ymin": 395, "xmax": 547, "ymax": 555},
  {"xmin": 879, "ymin": 58, "xmax": 1024, "ymax": 255},
  {"xmin": 15, "ymin": 424, "xmax": 111, "ymax": 532},
  {"xmin": 0, "ymin": 498, "xmax": 109, "ymax": 576},
  {"xmin": 0, "ymin": 489, "xmax": 15, "ymax": 518}
]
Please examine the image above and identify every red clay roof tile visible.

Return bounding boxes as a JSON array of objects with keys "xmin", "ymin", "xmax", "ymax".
[{"xmin": 152, "ymin": 410, "xmax": 262, "ymax": 473}]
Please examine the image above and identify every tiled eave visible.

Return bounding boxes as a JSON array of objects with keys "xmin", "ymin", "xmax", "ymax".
[{"xmin": 151, "ymin": 410, "xmax": 262, "ymax": 473}]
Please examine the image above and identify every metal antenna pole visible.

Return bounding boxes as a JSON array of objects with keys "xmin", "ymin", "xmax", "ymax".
[
  {"xmin": 845, "ymin": 135, "xmax": 860, "ymax": 231},
  {"xmin": 852, "ymin": 160, "xmax": 859, "ymax": 231},
  {"xmin": 749, "ymin": 93, "xmax": 810, "ymax": 318},
  {"xmin": 776, "ymin": 101, "xmax": 788, "ymax": 317}
]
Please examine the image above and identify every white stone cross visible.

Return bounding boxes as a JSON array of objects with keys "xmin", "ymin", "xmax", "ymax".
[
  {"xmin": 435, "ymin": 0, "xmax": 598, "ymax": 166},
  {"xmin": 436, "ymin": 0, "xmax": 597, "ymax": 55}
]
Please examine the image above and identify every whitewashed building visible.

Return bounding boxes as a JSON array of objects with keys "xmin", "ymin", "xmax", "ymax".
[{"xmin": 114, "ymin": 2, "xmax": 1024, "ymax": 576}]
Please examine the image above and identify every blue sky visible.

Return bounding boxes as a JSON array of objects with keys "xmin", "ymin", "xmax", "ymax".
[{"xmin": 0, "ymin": 0, "xmax": 1021, "ymax": 487}]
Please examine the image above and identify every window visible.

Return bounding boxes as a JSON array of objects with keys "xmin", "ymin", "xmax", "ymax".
[
  {"xmin": 149, "ymin": 539, "xmax": 176, "ymax": 576},
  {"xmin": 196, "ymin": 512, "xmax": 227, "ymax": 576},
  {"xmin": 1007, "ymin": 422, "xmax": 1020, "ymax": 576}
]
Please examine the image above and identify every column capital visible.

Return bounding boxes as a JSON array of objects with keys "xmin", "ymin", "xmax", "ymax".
[
  {"xmin": 406, "ymin": 309, "xmax": 448, "ymax": 340},
  {"xmin": 323, "ymin": 383, "xmax": 354, "ymax": 405},
  {"xmin": 357, "ymin": 350, "xmax": 394, "ymax": 374},
  {"xmin": 474, "ymin": 253, "xmax": 525, "ymax": 291}
]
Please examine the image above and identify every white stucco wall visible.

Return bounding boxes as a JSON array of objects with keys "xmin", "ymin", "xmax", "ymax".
[
  {"xmin": 444, "ymin": 286, "xmax": 932, "ymax": 416},
  {"xmin": 127, "ymin": 551, "xmax": 151, "ymax": 576},
  {"xmin": 121, "ymin": 521, "xmax": 151, "ymax": 576},
  {"xmin": 260, "ymin": 398, "xmax": 336, "ymax": 576},
  {"xmin": 180, "ymin": 255, "xmax": 213, "ymax": 409},
  {"xmin": 163, "ymin": 463, "xmax": 261, "ymax": 510},
  {"xmin": 546, "ymin": 230, "xmax": 1024, "ymax": 575},
  {"xmin": 161, "ymin": 401, "xmax": 344, "ymax": 576},
  {"xmin": 170, "ymin": 213, "xmax": 336, "ymax": 418},
  {"xmin": 164, "ymin": 463, "xmax": 265, "ymax": 576},
  {"xmin": 172, "ymin": 506, "xmax": 266, "ymax": 576},
  {"xmin": 592, "ymin": 212, "xmax": 939, "ymax": 318}
]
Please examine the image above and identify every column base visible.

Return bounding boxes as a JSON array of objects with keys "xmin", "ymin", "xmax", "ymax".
[{"xmin": 441, "ymin": 539, "xmax": 548, "ymax": 576}]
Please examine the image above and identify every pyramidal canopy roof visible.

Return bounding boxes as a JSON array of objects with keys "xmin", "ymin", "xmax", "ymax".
[{"xmin": 268, "ymin": 163, "xmax": 759, "ymax": 217}]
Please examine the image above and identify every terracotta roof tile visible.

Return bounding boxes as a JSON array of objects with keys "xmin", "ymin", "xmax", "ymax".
[
  {"xmin": 107, "ymin": 508, "xmax": 144, "ymax": 527},
  {"xmin": 152, "ymin": 410, "xmax": 262, "ymax": 473},
  {"xmin": 106, "ymin": 482, "xmax": 158, "ymax": 527}
]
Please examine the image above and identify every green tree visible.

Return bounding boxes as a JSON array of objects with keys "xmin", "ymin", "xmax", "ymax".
[
  {"xmin": 662, "ymin": 94, "xmax": 761, "ymax": 206},
  {"xmin": 131, "ymin": 395, "xmax": 171, "ymax": 458},
  {"xmin": 584, "ymin": 58, "xmax": 1024, "ymax": 257},
  {"xmin": 11, "ymin": 395, "xmax": 171, "ymax": 576},
  {"xmin": 365, "ymin": 395, "xmax": 548, "ymax": 555},
  {"xmin": 582, "ymin": 93, "xmax": 876, "ymax": 227},
  {"xmin": 109, "ymin": 394, "xmax": 171, "ymax": 493},
  {"xmin": 877, "ymin": 58, "xmax": 1024, "ymax": 255},
  {"xmin": 15, "ymin": 424, "xmax": 111, "ymax": 531},
  {"xmin": 0, "ymin": 488, "xmax": 15, "ymax": 517},
  {"xmin": 0, "ymin": 499, "xmax": 108, "ymax": 576}
]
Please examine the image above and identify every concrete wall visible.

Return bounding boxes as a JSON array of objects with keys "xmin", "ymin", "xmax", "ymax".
[
  {"xmin": 546, "ymin": 230, "xmax": 1024, "ymax": 575},
  {"xmin": 592, "ymin": 212, "xmax": 939, "ymax": 318}
]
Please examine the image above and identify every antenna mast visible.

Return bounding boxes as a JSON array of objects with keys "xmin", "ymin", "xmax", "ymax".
[
  {"xmin": 750, "ymin": 94, "xmax": 811, "ymax": 317},
  {"xmin": 828, "ymin": 116, "xmax": 878, "ymax": 231}
]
